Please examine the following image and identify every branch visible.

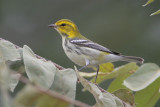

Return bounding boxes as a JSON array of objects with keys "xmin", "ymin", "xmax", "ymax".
[
  {"xmin": 0, "ymin": 37, "xmax": 90, "ymax": 106},
  {"xmin": 18, "ymin": 73, "xmax": 91, "ymax": 107},
  {"xmin": 95, "ymin": 84, "xmax": 134, "ymax": 107},
  {"xmin": 0, "ymin": 38, "xmax": 64, "ymax": 70}
]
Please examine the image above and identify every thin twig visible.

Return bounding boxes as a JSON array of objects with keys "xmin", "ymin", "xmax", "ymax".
[
  {"xmin": 18, "ymin": 74, "xmax": 91, "ymax": 107},
  {"xmin": 0, "ymin": 38, "xmax": 64, "ymax": 70}
]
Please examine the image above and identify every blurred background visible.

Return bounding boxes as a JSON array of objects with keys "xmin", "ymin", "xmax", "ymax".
[{"xmin": 0, "ymin": 0, "xmax": 160, "ymax": 106}]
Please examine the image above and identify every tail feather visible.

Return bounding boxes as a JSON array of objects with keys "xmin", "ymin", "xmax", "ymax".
[{"xmin": 121, "ymin": 55, "xmax": 144, "ymax": 64}]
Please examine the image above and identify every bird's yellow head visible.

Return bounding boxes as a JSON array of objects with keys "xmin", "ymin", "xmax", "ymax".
[{"xmin": 49, "ymin": 19, "xmax": 81, "ymax": 39}]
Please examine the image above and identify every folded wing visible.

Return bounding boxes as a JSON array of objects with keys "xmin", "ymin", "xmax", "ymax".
[{"xmin": 69, "ymin": 39, "xmax": 120, "ymax": 55}]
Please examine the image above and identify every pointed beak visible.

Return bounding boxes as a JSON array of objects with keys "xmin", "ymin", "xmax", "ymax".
[{"xmin": 48, "ymin": 24, "xmax": 56, "ymax": 28}]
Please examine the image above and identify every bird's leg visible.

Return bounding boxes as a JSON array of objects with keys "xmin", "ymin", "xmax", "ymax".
[
  {"xmin": 95, "ymin": 65, "xmax": 100, "ymax": 83},
  {"xmin": 78, "ymin": 66, "xmax": 87, "ymax": 71},
  {"xmin": 78, "ymin": 59, "xmax": 89, "ymax": 71},
  {"xmin": 77, "ymin": 59, "xmax": 89, "ymax": 83}
]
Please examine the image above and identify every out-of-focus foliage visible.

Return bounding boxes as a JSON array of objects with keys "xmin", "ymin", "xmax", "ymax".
[
  {"xmin": 150, "ymin": 9, "xmax": 160, "ymax": 16},
  {"xmin": 0, "ymin": 39, "xmax": 21, "ymax": 92},
  {"xmin": 0, "ymin": 39, "xmax": 78, "ymax": 107},
  {"xmin": 143, "ymin": 0, "xmax": 160, "ymax": 16},
  {"xmin": 0, "ymin": 59, "xmax": 11, "ymax": 107},
  {"xmin": 0, "ymin": 38, "xmax": 160, "ymax": 107},
  {"xmin": 135, "ymin": 77, "xmax": 160, "ymax": 107},
  {"xmin": 113, "ymin": 89, "xmax": 135, "ymax": 106},
  {"xmin": 13, "ymin": 85, "xmax": 70, "ymax": 107},
  {"xmin": 143, "ymin": 0, "xmax": 155, "ymax": 7}
]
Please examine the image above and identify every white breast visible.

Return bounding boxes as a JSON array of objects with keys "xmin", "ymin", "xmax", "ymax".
[{"xmin": 62, "ymin": 38, "xmax": 86, "ymax": 66}]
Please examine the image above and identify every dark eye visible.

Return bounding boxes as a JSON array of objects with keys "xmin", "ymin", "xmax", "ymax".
[{"xmin": 61, "ymin": 23, "xmax": 66, "ymax": 26}]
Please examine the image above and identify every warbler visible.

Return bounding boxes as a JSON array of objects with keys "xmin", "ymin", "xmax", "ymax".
[{"xmin": 48, "ymin": 19, "xmax": 144, "ymax": 83}]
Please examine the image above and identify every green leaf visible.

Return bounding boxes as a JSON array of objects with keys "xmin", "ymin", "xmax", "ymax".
[
  {"xmin": 93, "ymin": 62, "xmax": 114, "ymax": 73},
  {"xmin": 107, "ymin": 74, "xmax": 131, "ymax": 93},
  {"xmin": 50, "ymin": 68, "xmax": 77, "ymax": 99},
  {"xmin": 113, "ymin": 89, "xmax": 135, "ymax": 106},
  {"xmin": 91, "ymin": 63, "xmax": 138, "ymax": 84},
  {"xmin": 13, "ymin": 85, "xmax": 70, "ymax": 107},
  {"xmin": 135, "ymin": 77, "xmax": 160, "ymax": 107},
  {"xmin": 107, "ymin": 63, "xmax": 139, "ymax": 93},
  {"xmin": 23, "ymin": 45, "xmax": 56, "ymax": 88},
  {"xmin": 35, "ymin": 95, "xmax": 69, "ymax": 107},
  {"xmin": 150, "ymin": 9, "xmax": 160, "ymax": 16},
  {"xmin": 142, "ymin": 0, "xmax": 154, "ymax": 7},
  {"xmin": 75, "ymin": 66, "xmax": 132, "ymax": 107},
  {"xmin": 13, "ymin": 85, "xmax": 42, "ymax": 107},
  {"xmin": 123, "ymin": 63, "xmax": 160, "ymax": 91}
]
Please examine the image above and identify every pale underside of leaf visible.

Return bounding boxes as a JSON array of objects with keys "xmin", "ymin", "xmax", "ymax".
[
  {"xmin": 50, "ymin": 68, "xmax": 77, "ymax": 100},
  {"xmin": 9, "ymin": 73, "xmax": 21, "ymax": 92},
  {"xmin": 0, "ymin": 39, "xmax": 22, "ymax": 92},
  {"xmin": 0, "ymin": 60, "xmax": 11, "ymax": 107},
  {"xmin": 0, "ymin": 39, "xmax": 20, "ymax": 61},
  {"xmin": 23, "ymin": 45, "xmax": 56, "ymax": 88},
  {"xmin": 123, "ymin": 63, "xmax": 160, "ymax": 91}
]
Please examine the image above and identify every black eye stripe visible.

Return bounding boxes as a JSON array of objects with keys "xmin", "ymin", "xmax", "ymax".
[{"xmin": 61, "ymin": 23, "xmax": 66, "ymax": 26}]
